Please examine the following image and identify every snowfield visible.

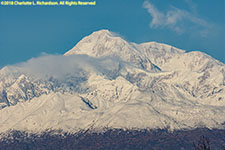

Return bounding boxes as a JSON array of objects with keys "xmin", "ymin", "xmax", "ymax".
[{"xmin": 0, "ymin": 29, "xmax": 225, "ymax": 132}]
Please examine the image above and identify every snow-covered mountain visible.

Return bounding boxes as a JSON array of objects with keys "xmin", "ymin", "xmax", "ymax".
[{"xmin": 0, "ymin": 29, "xmax": 225, "ymax": 132}]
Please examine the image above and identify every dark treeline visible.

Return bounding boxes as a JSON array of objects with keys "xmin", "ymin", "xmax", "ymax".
[{"xmin": 0, "ymin": 128, "xmax": 224, "ymax": 150}]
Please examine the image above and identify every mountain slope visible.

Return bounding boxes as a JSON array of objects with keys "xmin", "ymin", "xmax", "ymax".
[
  {"xmin": 0, "ymin": 29, "xmax": 225, "ymax": 132},
  {"xmin": 65, "ymin": 30, "xmax": 160, "ymax": 72},
  {"xmin": 65, "ymin": 30, "xmax": 225, "ymax": 104}
]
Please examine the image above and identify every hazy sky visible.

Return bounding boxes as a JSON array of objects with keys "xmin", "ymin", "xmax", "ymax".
[{"xmin": 0, "ymin": 0, "xmax": 225, "ymax": 68}]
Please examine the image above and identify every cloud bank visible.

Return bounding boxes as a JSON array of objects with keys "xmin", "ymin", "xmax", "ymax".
[
  {"xmin": 143, "ymin": 1, "xmax": 212, "ymax": 36},
  {"xmin": 11, "ymin": 54, "xmax": 123, "ymax": 81}
]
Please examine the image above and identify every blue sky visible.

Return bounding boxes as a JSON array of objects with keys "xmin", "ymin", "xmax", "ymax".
[{"xmin": 0, "ymin": 0, "xmax": 225, "ymax": 68}]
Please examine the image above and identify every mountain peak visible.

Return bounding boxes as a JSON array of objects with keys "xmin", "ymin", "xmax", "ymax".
[
  {"xmin": 64, "ymin": 29, "xmax": 124, "ymax": 56},
  {"xmin": 91, "ymin": 29, "xmax": 113, "ymax": 37},
  {"xmin": 64, "ymin": 30, "xmax": 161, "ymax": 72},
  {"xmin": 64, "ymin": 29, "xmax": 130, "ymax": 57}
]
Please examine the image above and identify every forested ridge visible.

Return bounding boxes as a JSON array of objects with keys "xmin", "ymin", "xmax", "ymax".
[{"xmin": 0, "ymin": 128, "xmax": 224, "ymax": 150}]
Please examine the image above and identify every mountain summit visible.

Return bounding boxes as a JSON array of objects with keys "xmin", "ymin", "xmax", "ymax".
[
  {"xmin": 64, "ymin": 29, "xmax": 126, "ymax": 56},
  {"xmin": 65, "ymin": 29, "xmax": 160, "ymax": 72},
  {"xmin": 0, "ymin": 30, "xmax": 225, "ymax": 132}
]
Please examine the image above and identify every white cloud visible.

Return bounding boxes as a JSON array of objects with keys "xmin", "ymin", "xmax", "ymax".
[
  {"xmin": 143, "ymin": 1, "xmax": 212, "ymax": 36},
  {"xmin": 12, "ymin": 54, "xmax": 123, "ymax": 81},
  {"xmin": 143, "ymin": 1, "xmax": 165, "ymax": 28}
]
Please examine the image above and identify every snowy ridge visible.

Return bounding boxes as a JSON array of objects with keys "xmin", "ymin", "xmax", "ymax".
[
  {"xmin": 0, "ymin": 29, "xmax": 225, "ymax": 132},
  {"xmin": 65, "ymin": 30, "xmax": 160, "ymax": 72}
]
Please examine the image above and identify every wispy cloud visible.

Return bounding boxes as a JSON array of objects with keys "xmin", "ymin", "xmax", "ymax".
[
  {"xmin": 10, "ymin": 54, "xmax": 123, "ymax": 80},
  {"xmin": 143, "ymin": 1, "xmax": 165, "ymax": 28},
  {"xmin": 143, "ymin": 1, "xmax": 213, "ymax": 37},
  {"xmin": 184, "ymin": 0, "xmax": 197, "ymax": 13}
]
